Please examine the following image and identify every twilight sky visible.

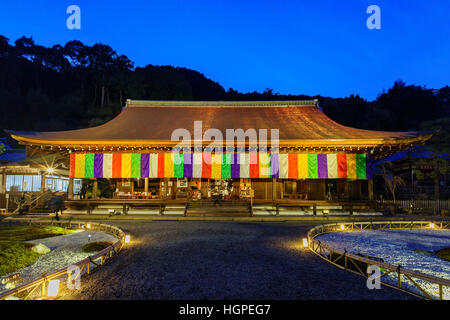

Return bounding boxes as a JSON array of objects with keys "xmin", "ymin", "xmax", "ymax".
[{"xmin": 0, "ymin": 0, "xmax": 449, "ymax": 100}]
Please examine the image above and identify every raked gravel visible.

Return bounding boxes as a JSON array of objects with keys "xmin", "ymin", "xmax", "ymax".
[
  {"xmin": 316, "ymin": 229, "xmax": 450, "ymax": 299},
  {"xmin": 0, "ymin": 230, "xmax": 117, "ymax": 293},
  {"xmin": 54, "ymin": 221, "xmax": 418, "ymax": 299}
]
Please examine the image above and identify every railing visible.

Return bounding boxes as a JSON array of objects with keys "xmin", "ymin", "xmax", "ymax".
[
  {"xmin": 307, "ymin": 220, "xmax": 450, "ymax": 300},
  {"xmin": 377, "ymin": 199, "xmax": 450, "ymax": 214},
  {"xmin": 0, "ymin": 219, "xmax": 127, "ymax": 300},
  {"xmin": 28, "ymin": 191, "xmax": 53, "ymax": 211},
  {"xmin": 10, "ymin": 191, "xmax": 53, "ymax": 214},
  {"xmin": 397, "ymin": 185, "xmax": 450, "ymax": 195}
]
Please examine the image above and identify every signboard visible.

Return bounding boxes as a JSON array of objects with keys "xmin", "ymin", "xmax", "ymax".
[{"xmin": 177, "ymin": 180, "xmax": 187, "ymax": 188}]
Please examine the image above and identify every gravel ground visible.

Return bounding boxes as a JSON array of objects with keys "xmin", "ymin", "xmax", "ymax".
[
  {"xmin": 316, "ymin": 229, "xmax": 450, "ymax": 299},
  {"xmin": 0, "ymin": 230, "xmax": 117, "ymax": 293},
  {"xmin": 56, "ymin": 221, "xmax": 416, "ymax": 300}
]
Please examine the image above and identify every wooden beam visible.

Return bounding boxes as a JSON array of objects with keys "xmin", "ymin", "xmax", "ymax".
[
  {"xmin": 368, "ymin": 179, "xmax": 374, "ymax": 201},
  {"xmin": 68, "ymin": 178, "xmax": 74, "ymax": 200},
  {"xmin": 92, "ymin": 179, "xmax": 98, "ymax": 200}
]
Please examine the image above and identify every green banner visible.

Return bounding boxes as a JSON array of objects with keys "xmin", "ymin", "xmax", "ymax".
[
  {"xmin": 221, "ymin": 154, "xmax": 231, "ymax": 179},
  {"xmin": 308, "ymin": 154, "xmax": 318, "ymax": 179},
  {"xmin": 174, "ymin": 153, "xmax": 184, "ymax": 178},
  {"xmin": 84, "ymin": 153, "xmax": 94, "ymax": 178},
  {"xmin": 356, "ymin": 154, "xmax": 367, "ymax": 179},
  {"xmin": 131, "ymin": 153, "xmax": 141, "ymax": 178}
]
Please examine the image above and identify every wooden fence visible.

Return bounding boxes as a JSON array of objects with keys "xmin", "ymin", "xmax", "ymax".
[{"xmin": 377, "ymin": 199, "xmax": 450, "ymax": 214}]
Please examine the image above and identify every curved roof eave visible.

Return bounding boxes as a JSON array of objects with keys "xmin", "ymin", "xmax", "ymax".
[{"xmin": 5, "ymin": 100, "xmax": 434, "ymax": 148}]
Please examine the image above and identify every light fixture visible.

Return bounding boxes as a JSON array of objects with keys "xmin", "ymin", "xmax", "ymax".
[
  {"xmin": 323, "ymin": 210, "xmax": 329, "ymax": 214},
  {"xmin": 86, "ymin": 223, "xmax": 91, "ymax": 229},
  {"xmin": 429, "ymin": 223, "xmax": 435, "ymax": 229},
  {"xmin": 125, "ymin": 235, "xmax": 131, "ymax": 243},
  {"xmin": 47, "ymin": 167, "xmax": 55, "ymax": 174},
  {"xmin": 47, "ymin": 279, "xmax": 60, "ymax": 297},
  {"xmin": 302, "ymin": 238, "xmax": 308, "ymax": 248},
  {"xmin": 340, "ymin": 224, "xmax": 345, "ymax": 230}
]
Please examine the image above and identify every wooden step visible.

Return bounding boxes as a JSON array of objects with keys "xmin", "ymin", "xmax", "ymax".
[
  {"xmin": 187, "ymin": 211, "xmax": 251, "ymax": 217},
  {"xmin": 186, "ymin": 200, "xmax": 251, "ymax": 217}
]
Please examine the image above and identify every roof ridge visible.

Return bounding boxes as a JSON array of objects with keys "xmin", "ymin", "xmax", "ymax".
[{"xmin": 125, "ymin": 99, "xmax": 319, "ymax": 108}]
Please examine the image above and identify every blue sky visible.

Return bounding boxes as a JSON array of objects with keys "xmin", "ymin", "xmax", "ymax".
[{"xmin": 0, "ymin": 0, "xmax": 449, "ymax": 100}]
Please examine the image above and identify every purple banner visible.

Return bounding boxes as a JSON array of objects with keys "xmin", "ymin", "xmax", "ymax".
[
  {"xmin": 184, "ymin": 153, "xmax": 193, "ymax": 178},
  {"xmin": 366, "ymin": 154, "xmax": 373, "ymax": 179},
  {"xmin": 140, "ymin": 153, "xmax": 149, "ymax": 178},
  {"xmin": 270, "ymin": 153, "xmax": 279, "ymax": 178},
  {"xmin": 94, "ymin": 153, "xmax": 103, "ymax": 178},
  {"xmin": 231, "ymin": 153, "xmax": 240, "ymax": 178},
  {"xmin": 317, "ymin": 154, "xmax": 328, "ymax": 179}
]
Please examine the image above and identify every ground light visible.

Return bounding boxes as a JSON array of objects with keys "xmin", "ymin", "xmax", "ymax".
[
  {"xmin": 47, "ymin": 279, "xmax": 60, "ymax": 297},
  {"xmin": 125, "ymin": 235, "xmax": 131, "ymax": 243},
  {"xmin": 302, "ymin": 238, "xmax": 308, "ymax": 248}
]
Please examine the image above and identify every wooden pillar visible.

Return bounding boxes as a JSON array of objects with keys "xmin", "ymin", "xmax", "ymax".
[
  {"xmin": 322, "ymin": 180, "xmax": 326, "ymax": 200},
  {"xmin": 1, "ymin": 169, "xmax": 6, "ymax": 194},
  {"xmin": 40, "ymin": 174, "xmax": 46, "ymax": 192},
  {"xmin": 163, "ymin": 178, "xmax": 168, "ymax": 200},
  {"xmin": 92, "ymin": 179, "xmax": 98, "ymax": 199},
  {"xmin": 68, "ymin": 178, "xmax": 74, "ymax": 200},
  {"xmin": 293, "ymin": 181, "xmax": 297, "ymax": 199},
  {"xmin": 345, "ymin": 181, "xmax": 350, "ymax": 200},
  {"xmin": 272, "ymin": 178, "xmax": 276, "ymax": 201},
  {"xmin": 208, "ymin": 178, "xmax": 211, "ymax": 199},
  {"xmin": 357, "ymin": 181, "xmax": 362, "ymax": 200},
  {"xmin": 144, "ymin": 178, "xmax": 149, "ymax": 194},
  {"xmin": 264, "ymin": 181, "xmax": 267, "ymax": 200},
  {"xmin": 368, "ymin": 179, "xmax": 374, "ymax": 201}
]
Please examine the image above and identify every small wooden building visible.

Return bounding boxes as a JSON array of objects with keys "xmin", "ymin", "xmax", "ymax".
[{"xmin": 0, "ymin": 138, "xmax": 71, "ymax": 211}]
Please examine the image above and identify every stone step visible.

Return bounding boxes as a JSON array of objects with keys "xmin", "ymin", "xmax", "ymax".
[{"xmin": 187, "ymin": 211, "xmax": 251, "ymax": 217}]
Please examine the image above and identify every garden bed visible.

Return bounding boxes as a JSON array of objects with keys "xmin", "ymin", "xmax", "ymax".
[
  {"xmin": 316, "ymin": 229, "xmax": 450, "ymax": 299},
  {"xmin": 0, "ymin": 226, "xmax": 117, "ymax": 293}
]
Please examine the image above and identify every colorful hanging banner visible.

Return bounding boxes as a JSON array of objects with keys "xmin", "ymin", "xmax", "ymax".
[{"xmin": 69, "ymin": 152, "xmax": 372, "ymax": 180}]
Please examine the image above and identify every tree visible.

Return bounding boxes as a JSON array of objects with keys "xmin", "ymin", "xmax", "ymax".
[
  {"xmin": 0, "ymin": 35, "xmax": 13, "ymax": 58},
  {"xmin": 373, "ymin": 80, "xmax": 442, "ymax": 131},
  {"xmin": 0, "ymin": 35, "xmax": 449, "ymax": 145},
  {"xmin": 379, "ymin": 161, "xmax": 406, "ymax": 201},
  {"xmin": 414, "ymin": 118, "xmax": 450, "ymax": 200}
]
